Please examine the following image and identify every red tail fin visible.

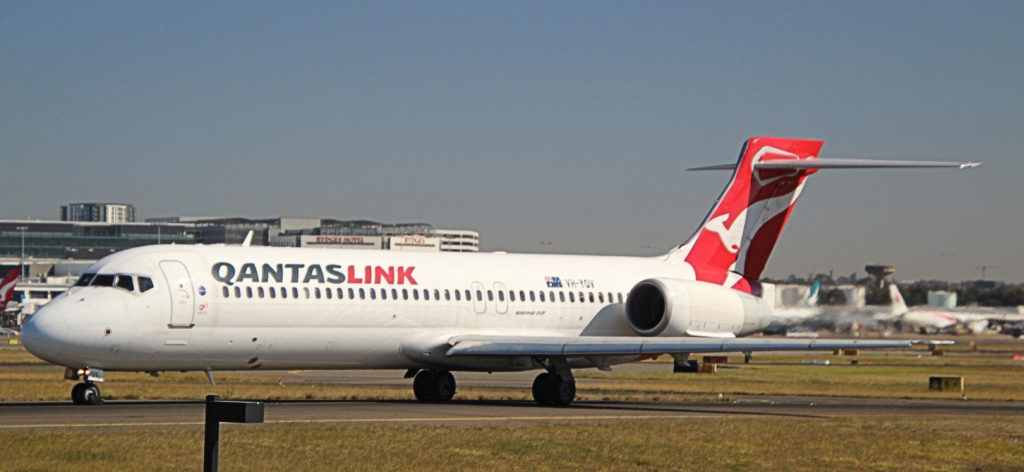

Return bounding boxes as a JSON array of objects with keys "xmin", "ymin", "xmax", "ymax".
[
  {"xmin": 0, "ymin": 269, "xmax": 20, "ymax": 311},
  {"xmin": 674, "ymin": 137, "xmax": 823, "ymax": 293}
]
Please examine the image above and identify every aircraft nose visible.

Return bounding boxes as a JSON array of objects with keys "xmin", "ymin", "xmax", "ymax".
[{"xmin": 21, "ymin": 304, "xmax": 68, "ymax": 362}]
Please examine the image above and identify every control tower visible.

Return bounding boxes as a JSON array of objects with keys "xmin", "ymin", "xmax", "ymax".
[{"xmin": 865, "ymin": 264, "xmax": 894, "ymax": 287}]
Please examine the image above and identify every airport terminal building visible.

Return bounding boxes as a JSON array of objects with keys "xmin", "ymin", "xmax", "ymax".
[{"xmin": 0, "ymin": 216, "xmax": 478, "ymax": 279}]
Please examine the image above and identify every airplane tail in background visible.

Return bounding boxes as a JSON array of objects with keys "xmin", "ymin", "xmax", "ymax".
[
  {"xmin": 0, "ymin": 269, "xmax": 20, "ymax": 312},
  {"xmin": 672, "ymin": 136, "xmax": 978, "ymax": 296},
  {"xmin": 805, "ymin": 279, "xmax": 823, "ymax": 308},
  {"xmin": 888, "ymin": 283, "xmax": 909, "ymax": 316}
]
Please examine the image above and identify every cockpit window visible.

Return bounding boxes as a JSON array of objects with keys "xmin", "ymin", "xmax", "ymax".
[
  {"xmin": 75, "ymin": 273, "xmax": 96, "ymax": 287},
  {"xmin": 91, "ymin": 274, "xmax": 116, "ymax": 287},
  {"xmin": 115, "ymin": 275, "xmax": 135, "ymax": 292},
  {"xmin": 138, "ymin": 277, "xmax": 154, "ymax": 293}
]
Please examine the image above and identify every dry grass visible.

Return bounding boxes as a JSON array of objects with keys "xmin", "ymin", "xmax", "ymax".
[{"xmin": 2, "ymin": 417, "xmax": 1023, "ymax": 471}]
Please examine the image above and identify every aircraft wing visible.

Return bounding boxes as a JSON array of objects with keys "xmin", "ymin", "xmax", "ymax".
[{"xmin": 445, "ymin": 335, "xmax": 915, "ymax": 357}]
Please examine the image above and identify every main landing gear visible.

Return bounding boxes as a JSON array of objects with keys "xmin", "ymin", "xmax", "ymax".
[
  {"xmin": 71, "ymin": 382, "xmax": 103, "ymax": 405},
  {"xmin": 531, "ymin": 372, "xmax": 576, "ymax": 406},
  {"xmin": 412, "ymin": 369, "xmax": 456, "ymax": 402}
]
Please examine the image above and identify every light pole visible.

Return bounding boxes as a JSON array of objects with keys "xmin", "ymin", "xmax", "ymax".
[
  {"xmin": 16, "ymin": 226, "xmax": 27, "ymax": 282},
  {"xmin": 940, "ymin": 252, "xmax": 955, "ymax": 291}
]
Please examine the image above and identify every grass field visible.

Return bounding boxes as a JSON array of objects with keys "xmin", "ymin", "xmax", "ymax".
[
  {"xmin": 3, "ymin": 417, "xmax": 1023, "ymax": 471},
  {"xmin": 1, "ymin": 336, "xmax": 1023, "ymax": 471}
]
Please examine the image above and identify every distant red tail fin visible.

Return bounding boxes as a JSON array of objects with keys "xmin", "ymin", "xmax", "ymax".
[
  {"xmin": 0, "ymin": 269, "xmax": 20, "ymax": 311},
  {"xmin": 673, "ymin": 137, "xmax": 823, "ymax": 293}
]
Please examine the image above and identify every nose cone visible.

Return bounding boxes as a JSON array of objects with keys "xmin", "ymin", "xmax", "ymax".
[{"xmin": 21, "ymin": 304, "xmax": 68, "ymax": 363}]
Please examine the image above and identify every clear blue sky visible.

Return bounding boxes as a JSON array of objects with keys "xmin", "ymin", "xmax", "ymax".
[{"xmin": 2, "ymin": 1, "xmax": 1022, "ymax": 281}]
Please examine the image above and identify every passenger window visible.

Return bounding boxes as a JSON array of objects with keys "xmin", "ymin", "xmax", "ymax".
[
  {"xmin": 281, "ymin": 287, "xmax": 288, "ymax": 299},
  {"xmin": 423, "ymin": 290, "xmax": 430, "ymax": 301},
  {"xmin": 258, "ymin": 287, "xmax": 265, "ymax": 298},
  {"xmin": 519, "ymin": 290, "xmax": 525, "ymax": 302},
  {"xmin": 75, "ymin": 273, "xmax": 96, "ymax": 287},
  {"xmin": 618, "ymin": 293, "xmax": 624, "ymax": 303},
  {"xmin": 91, "ymin": 274, "xmax": 115, "ymax": 287},
  {"xmin": 349, "ymin": 288, "xmax": 356, "ymax": 299},
  {"xmin": 464, "ymin": 290, "xmax": 471, "ymax": 301},
  {"xmin": 413, "ymin": 290, "xmax": 419, "ymax": 301},
  {"xmin": 222, "ymin": 286, "xmax": 230, "ymax": 298},
  {"xmin": 434, "ymin": 289, "xmax": 440, "ymax": 300},
  {"xmin": 402, "ymin": 289, "xmax": 409, "ymax": 300},
  {"xmin": 338, "ymin": 288, "xmax": 344, "ymax": 299},
  {"xmin": 569, "ymin": 292, "xmax": 575, "ymax": 303},
  {"xmin": 380, "ymin": 288, "xmax": 388, "ymax": 300},
  {"xmin": 392, "ymin": 289, "xmax": 398, "ymax": 300},
  {"xmin": 588, "ymin": 292, "xmax": 594, "ymax": 303},
  {"xmin": 314, "ymin": 287, "xmax": 321, "ymax": 299},
  {"xmin": 475, "ymin": 290, "xmax": 482, "ymax": 301},
  {"xmin": 598, "ymin": 293, "xmax": 604, "ymax": 303},
  {"xmin": 359, "ymin": 288, "xmax": 365, "ymax": 300},
  {"xmin": 445, "ymin": 289, "xmax": 451, "ymax": 301},
  {"xmin": 530, "ymin": 291, "xmax": 536, "ymax": 302},
  {"xmin": 234, "ymin": 287, "xmax": 242, "ymax": 298},
  {"xmin": 138, "ymin": 277, "xmax": 154, "ymax": 293},
  {"xmin": 487, "ymin": 290, "xmax": 494, "ymax": 301},
  {"xmin": 270, "ymin": 287, "xmax": 276, "ymax": 298},
  {"xmin": 509, "ymin": 291, "xmax": 516, "ymax": 302},
  {"xmin": 559, "ymin": 292, "xmax": 565, "ymax": 303},
  {"xmin": 293, "ymin": 287, "xmax": 299, "ymax": 299},
  {"xmin": 304, "ymin": 287, "xmax": 310, "ymax": 299},
  {"xmin": 326, "ymin": 288, "xmax": 332, "ymax": 299},
  {"xmin": 497, "ymin": 291, "xmax": 505, "ymax": 302},
  {"xmin": 246, "ymin": 287, "xmax": 253, "ymax": 298},
  {"xmin": 454, "ymin": 290, "xmax": 461, "ymax": 301},
  {"xmin": 538, "ymin": 291, "xmax": 544, "ymax": 302}
]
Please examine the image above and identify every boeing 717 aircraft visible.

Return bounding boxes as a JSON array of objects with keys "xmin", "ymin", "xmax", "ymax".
[{"xmin": 20, "ymin": 137, "xmax": 978, "ymax": 405}]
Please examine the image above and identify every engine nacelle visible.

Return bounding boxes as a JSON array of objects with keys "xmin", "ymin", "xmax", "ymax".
[{"xmin": 625, "ymin": 278, "xmax": 771, "ymax": 337}]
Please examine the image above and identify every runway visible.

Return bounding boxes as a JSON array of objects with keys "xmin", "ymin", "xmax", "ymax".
[{"xmin": 0, "ymin": 395, "xmax": 1020, "ymax": 431}]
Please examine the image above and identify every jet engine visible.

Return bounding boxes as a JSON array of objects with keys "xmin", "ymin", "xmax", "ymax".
[{"xmin": 625, "ymin": 278, "xmax": 770, "ymax": 337}]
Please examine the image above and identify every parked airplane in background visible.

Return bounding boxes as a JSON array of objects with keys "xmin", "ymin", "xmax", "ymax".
[
  {"xmin": 881, "ymin": 285, "xmax": 1024, "ymax": 334},
  {"xmin": 20, "ymin": 137, "xmax": 978, "ymax": 405},
  {"xmin": 0, "ymin": 269, "xmax": 20, "ymax": 313}
]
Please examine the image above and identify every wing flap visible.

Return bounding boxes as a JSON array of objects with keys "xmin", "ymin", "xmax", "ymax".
[{"xmin": 446, "ymin": 335, "xmax": 915, "ymax": 357}]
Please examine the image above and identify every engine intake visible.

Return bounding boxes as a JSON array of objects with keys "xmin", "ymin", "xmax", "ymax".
[{"xmin": 625, "ymin": 278, "xmax": 769, "ymax": 336}]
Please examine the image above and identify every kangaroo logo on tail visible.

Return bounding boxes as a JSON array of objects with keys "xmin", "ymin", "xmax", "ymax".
[{"xmin": 673, "ymin": 137, "xmax": 823, "ymax": 295}]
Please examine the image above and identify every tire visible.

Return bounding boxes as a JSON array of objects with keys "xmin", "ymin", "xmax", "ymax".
[
  {"xmin": 81, "ymin": 383, "xmax": 102, "ymax": 405},
  {"xmin": 532, "ymin": 373, "xmax": 554, "ymax": 405},
  {"xmin": 413, "ymin": 370, "xmax": 438, "ymax": 401},
  {"xmin": 71, "ymin": 383, "xmax": 85, "ymax": 404},
  {"xmin": 552, "ymin": 376, "xmax": 576, "ymax": 407},
  {"xmin": 434, "ymin": 371, "xmax": 456, "ymax": 402}
]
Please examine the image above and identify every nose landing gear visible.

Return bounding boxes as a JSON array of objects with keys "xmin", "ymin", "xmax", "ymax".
[{"xmin": 65, "ymin": 367, "xmax": 104, "ymax": 405}]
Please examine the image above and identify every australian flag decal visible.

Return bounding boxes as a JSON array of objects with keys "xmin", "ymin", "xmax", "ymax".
[{"xmin": 545, "ymin": 276, "xmax": 562, "ymax": 288}]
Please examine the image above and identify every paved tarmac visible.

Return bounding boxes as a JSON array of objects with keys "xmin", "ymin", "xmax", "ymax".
[{"xmin": 0, "ymin": 395, "xmax": 1020, "ymax": 431}]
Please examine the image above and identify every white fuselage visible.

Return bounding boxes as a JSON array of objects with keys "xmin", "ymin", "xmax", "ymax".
[{"xmin": 22, "ymin": 244, "xmax": 773, "ymax": 373}]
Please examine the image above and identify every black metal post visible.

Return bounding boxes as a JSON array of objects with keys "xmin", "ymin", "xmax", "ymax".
[
  {"xmin": 204, "ymin": 394, "xmax": 221, "ymax": 472},
  {"xmin": 203, "ymin": 394, "xmax": 265, "ymax": 472}
]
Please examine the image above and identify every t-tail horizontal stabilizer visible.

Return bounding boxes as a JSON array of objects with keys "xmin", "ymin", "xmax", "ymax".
[{"xmin": 689, "ymin": 158, "xmax": 981, "ymax": 171}]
